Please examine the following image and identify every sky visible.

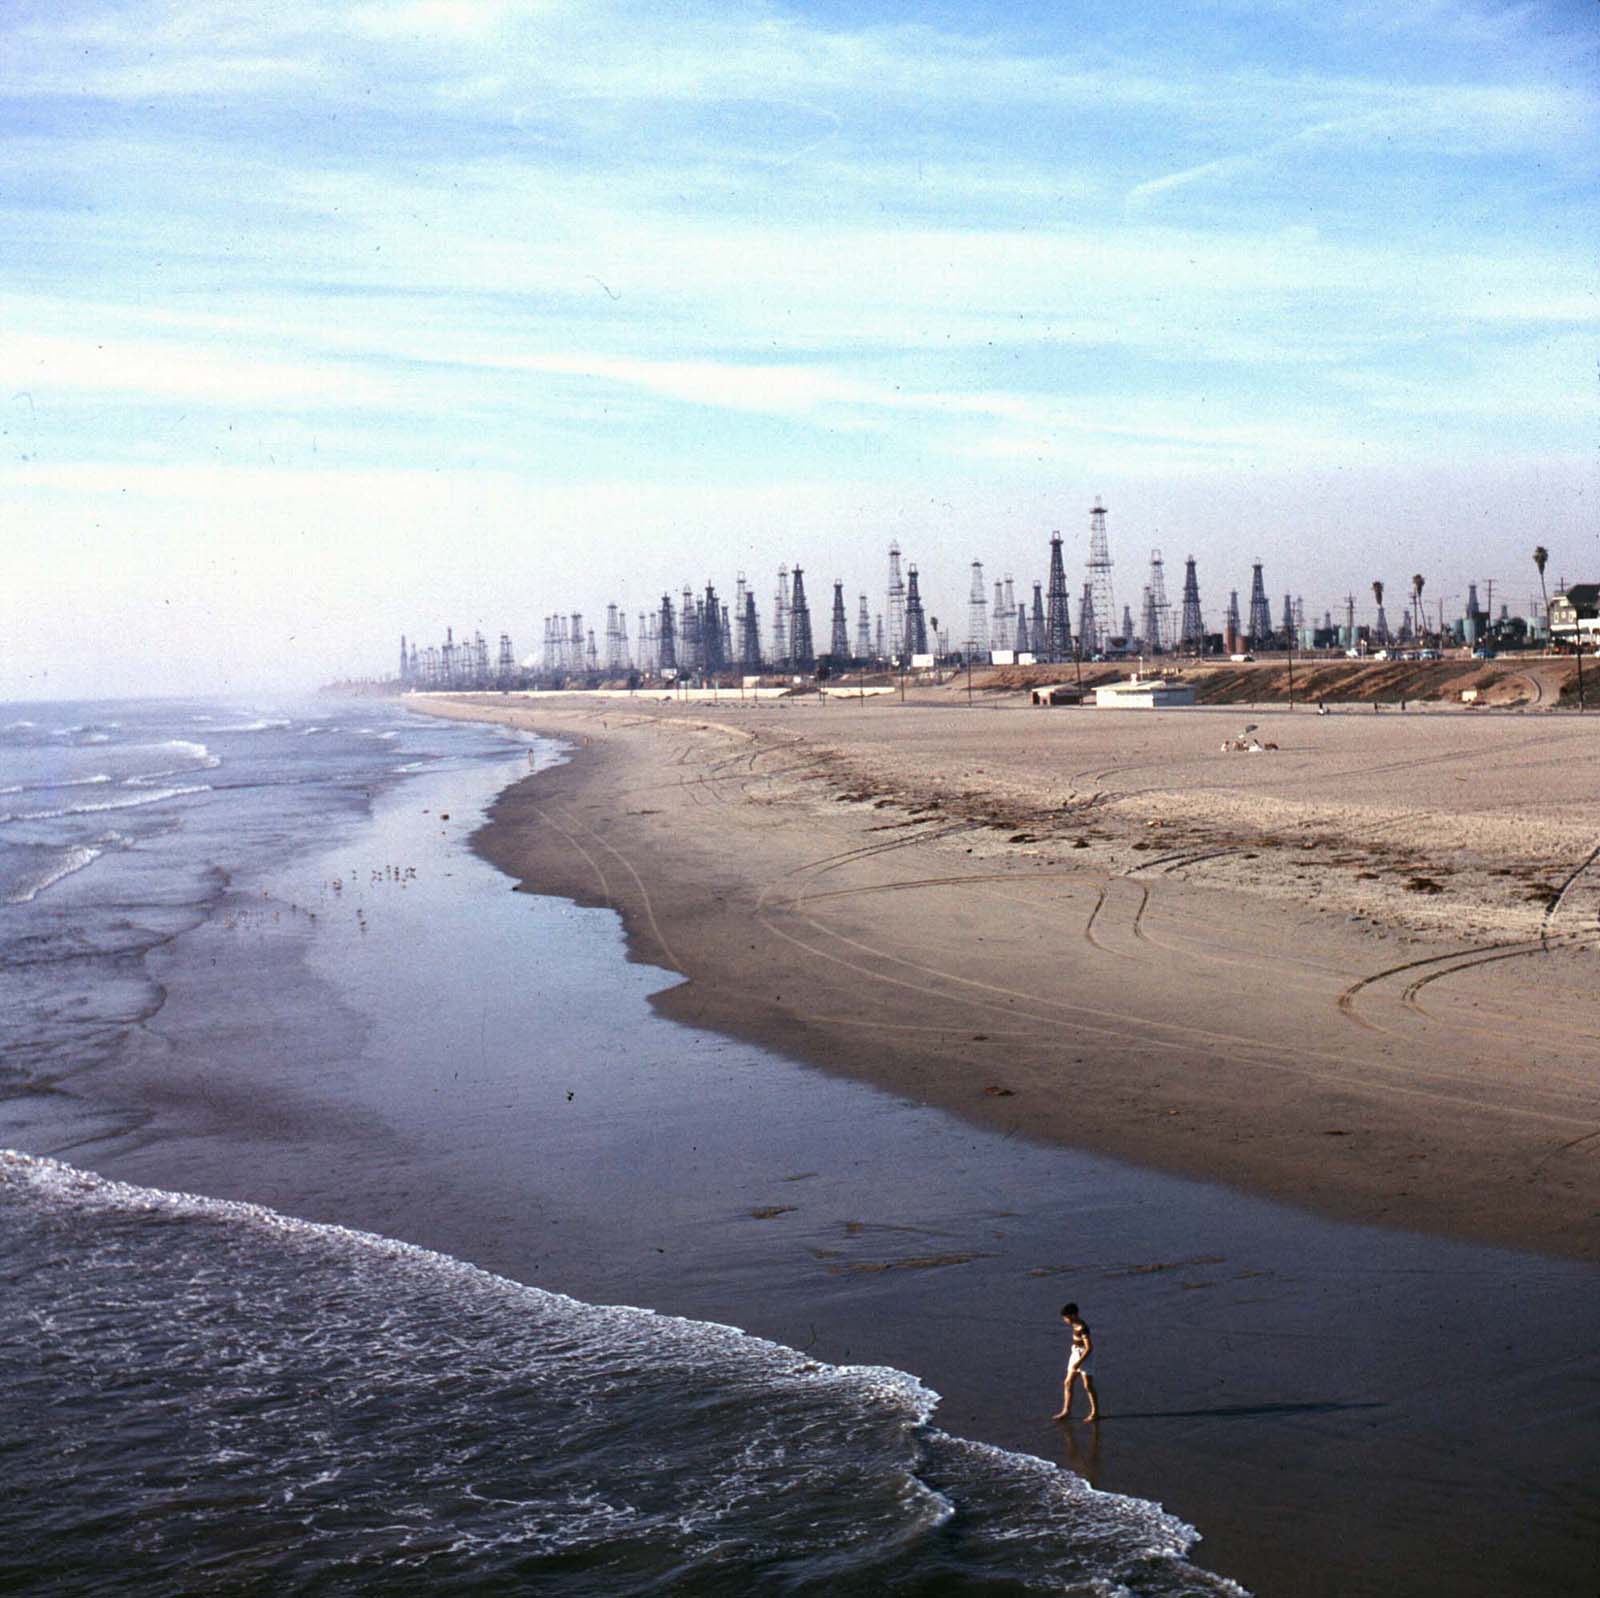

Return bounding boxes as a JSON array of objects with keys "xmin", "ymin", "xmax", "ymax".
[{"xmin": 3, "ymin": 0, "xmax": 1597, "ymax": 697}]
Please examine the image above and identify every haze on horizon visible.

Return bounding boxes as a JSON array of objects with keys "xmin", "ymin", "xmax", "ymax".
[{"xmin": 3, "ymin": 0, "xmax": 1596, "ymax": 702}]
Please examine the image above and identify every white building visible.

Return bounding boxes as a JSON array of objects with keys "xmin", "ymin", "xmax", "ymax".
[{"xmin": 1093, "ymin": 675, "xmax": 1197, "ymax": 709}]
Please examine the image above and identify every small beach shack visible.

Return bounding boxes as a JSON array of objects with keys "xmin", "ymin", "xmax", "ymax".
[{"xmin": 1031, "ymin": 684, "xmax": 1088, "ymax": 706}]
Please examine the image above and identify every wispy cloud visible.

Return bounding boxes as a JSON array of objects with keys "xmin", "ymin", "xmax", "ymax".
[{"xmin": 3, "ymin": 0, "xmax": 1596, "ymax": 696}]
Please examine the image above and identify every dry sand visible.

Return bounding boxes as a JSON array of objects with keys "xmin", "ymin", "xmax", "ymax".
[{"xmin": 415, "ymin": 689, "xmax": 1600, "ymax": 1260}]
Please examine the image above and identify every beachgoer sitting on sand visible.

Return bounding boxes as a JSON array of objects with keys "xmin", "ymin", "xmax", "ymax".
[{"xmin": 1052, "ymin": 1302, "xmax": 1099, "ymax": 1422}]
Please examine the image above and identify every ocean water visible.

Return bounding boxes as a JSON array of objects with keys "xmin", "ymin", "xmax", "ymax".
[
  {"xmin": 0, "ymin": 698, "xmax": 1240, "ymax": 1597},
  {"xmin": 2, "ymin": 1152, "xmax": 1234, "ymax": 1597}
]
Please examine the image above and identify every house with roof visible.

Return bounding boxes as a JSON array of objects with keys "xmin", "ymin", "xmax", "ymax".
[{"xmin": 1548, "ymin": 584, "xmax": 1599, "ymax": 650}]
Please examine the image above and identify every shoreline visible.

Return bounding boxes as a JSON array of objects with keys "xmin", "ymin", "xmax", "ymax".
[
  {"xmin": 17, "ymin": 696, "xmax": 1594, "ymax": 1598},
  {"xmin": 415, "ymin": 691, "xmax": 1600, "ymax": 1261}
]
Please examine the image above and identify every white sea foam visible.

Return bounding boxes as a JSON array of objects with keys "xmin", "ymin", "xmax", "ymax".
[
  {"xmin": 15, "ymin": 773, "xmax": 114, "ymax": 793},
  {"xmin": 162, "ymin": 738, "xmax": 219, "ymax": 765},
  {"xmin": 4, "ymin": 845, "xmax": 104, "ymax": 904},
  {"xmin": 124, "ymin": 740, "xmax": 223, "ymax": 787},
  {"xmin": 0, "ymin": 1148, "xmax": 1240, "ymax": 1598},
  {"xmin": 0, "ymin": 784, "xmax": 212, "ymax": 824},
  {"xmin": 210, "ymin": 718, "xmax": 291, "ymax": 733}
]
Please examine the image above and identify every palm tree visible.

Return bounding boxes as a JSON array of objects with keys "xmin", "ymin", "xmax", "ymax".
[
  {"xmin": 1533, "ymin": 546, "xmax": 1550, "ymax": 648},
  {"xmin": 1411, "ymin": 574, "xmax": 1425, "ymax": 646},
  {"xmin": 1371, "ymin": 580, "xmax": 1385, "ymax": 645}
]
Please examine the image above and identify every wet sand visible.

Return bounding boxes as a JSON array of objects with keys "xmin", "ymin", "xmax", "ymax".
[{"xmin": 415, "ymin": 690, "xmax": 1600, "ymax": 1261}]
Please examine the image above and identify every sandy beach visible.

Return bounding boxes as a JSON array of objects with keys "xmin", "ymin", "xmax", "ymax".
[{"xmin": 415, "ymin": 688, "xmax": 1600, "ymax": 1261}]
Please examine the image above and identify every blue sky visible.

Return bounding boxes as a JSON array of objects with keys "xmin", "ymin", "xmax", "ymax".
[{"xmin": 4, "ymin": 0, "xmax": 1596, "ymax": 694}]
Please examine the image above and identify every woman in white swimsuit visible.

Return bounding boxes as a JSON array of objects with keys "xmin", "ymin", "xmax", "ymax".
[{"xmin": 1053, "ymin": 1302, "xmax": 1099, "ymax": 1422}]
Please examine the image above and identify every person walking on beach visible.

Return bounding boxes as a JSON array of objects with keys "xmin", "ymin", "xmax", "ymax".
[{"xmin": 1053, "ymin": 1303, "xmax": 1098, "ymax": 1422}]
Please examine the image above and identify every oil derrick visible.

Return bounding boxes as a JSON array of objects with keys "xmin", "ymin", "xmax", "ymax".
[
  {"xmin": 1003, "ymin": 576, "xmax": 1016, "ymax": 639},
  {"xmin": 789, "ymin": 567, "xmax": 816, "ymax": 669},
  {"xmin": 734, "ymin": 576, "xmax": 748, "ymax": 645},
  {"xmin": 679, "ymin": 586, "xmax": 699, "ymax": 669},
  {"xmin": 855, "ymin": 594, "xmax": 871, "ymax": 659},
  {"xmin": 585, "ymin": 629, "xmax": 598, "ymax": 674},
  {"xmin": 992, "ymin": 580, "xmax": 1006, "ymax": 649},
  {"xmin": 569, "ymin": 615, "xmax": 584, "ymax": 672},
  {"xmin": 476, "ymin": 631, "xmax": 490, "ymax": 682},
  {"xmin": 441, "ymin": 626, "xmax": 456, "ymax": 684},
  {"xmin": 1015, "ymin": 598, "xmax": 1030, "ymax": 654},
  {"xmin": 966, "ymin": 561, "xmax": 988, "ymax": 659},
  {"xmin": 1031, "ymin": 583, "xmax": 1046, "ymax": 658},
  {"xmin": 702, "ymin": 583, "xmax": 725, "ymax": 674},
  {"xmin": 875, "ymin": 616, "xmax": 885, "ymax": 658},
  {"xmin": 904, "ymin": 564, "xmax": 928, "ymax": 655},
  {"xmin": 1280, "ymin": 593, "xmax": 1293, "ymax": 642},
  {"xmin": 772, "ymin": 566, "xmax": 790, "ymax": 667},
  {"xmin": 541, "ymin": 617, "xmax": 555, "ymax": 672},
  {"xmin": 1120, "ymin": 605, "xmax": 1135, "ymax": 645},
  {"xmin": 408, "ymin": 641, "xmax": 418, "ymax": 681},
  {"xmin": 1078, "ymin": 582, "xmax": 1097, "ymax": 658},
  {"xmin": 1139, "ymin": 586, "xmax": 1158, "ymax": 654},
  {"xmin": 886, "ymin": 543, "xmax": 906, "ymax": 656},
  {"xmin": 741, "ymin": 589, "xmax": 762, "ymax": 672},
  {"xmin": 1045, "ymin": 532, "xmax": 1072, "ymax": 661},
  {"xmin": 399, "ymin": 634, "xmax": 410, "ymax": 683},
  {"xmin": 496, "ymin": 632, "xmax": 515, "ymax": 686},
  {"xmin": 605, "ymin": 604, "xmax": 624, "ymax": 672},
  {"xmin": 1146, "ymin": 550, "xmax": 1172, "ymax": 652},
  {"xmin": 618, "ymin": 613, "xmax": 631, "ymax": 670},
  {"xmin": 830, "ymin": 581, "xmax": 850, "ymax": 661},
  {"xmin": 719, "ymin": 602, "xmax": 733, "ymax": 668},
  {"xmin": 1179, "ymin": 557, "xmax": 1205, "ymax": 652},
  {"xmin": 1224, "ymin": 590, "xmax": 1241, "ymax": 648},
  {"xmin": 1245, "ymin": 562, "xmax": 1271, "ymax": 647},
  {"xmin": 1371, "ymin": 581, "xmax": 1389, "ymax": 644},
  {"xmin": 658, "ymin": 594, "xmax": 677, "ymax": 673},
  {"xmin": 1086, "ymin": 501, "xmax": 1116, "ymax": 657}
]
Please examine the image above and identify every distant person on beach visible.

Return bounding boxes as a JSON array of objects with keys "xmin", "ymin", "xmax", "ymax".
[{"xmin": 1053, "ymin": 1303, "xmax": 1098, "ymax": 1422}]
